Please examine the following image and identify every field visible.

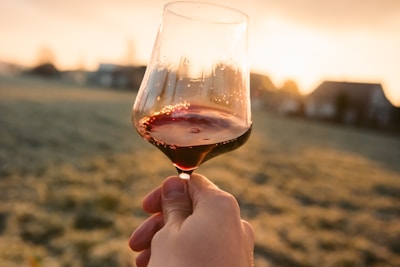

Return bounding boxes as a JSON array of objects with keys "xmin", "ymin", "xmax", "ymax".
[{"xmin": 1, "ymin": 74, "xmax": 399, "ymax": 267}]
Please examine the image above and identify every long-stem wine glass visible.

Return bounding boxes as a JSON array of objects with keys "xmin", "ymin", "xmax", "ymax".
[{"xmin": 132, "ymin": 1, "xmax": 251, "ymax": 179}]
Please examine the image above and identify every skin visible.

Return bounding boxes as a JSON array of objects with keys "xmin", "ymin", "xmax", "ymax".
[{"xmin": 129, "ymin": 173, "xmax": 254, "ymax": 267}]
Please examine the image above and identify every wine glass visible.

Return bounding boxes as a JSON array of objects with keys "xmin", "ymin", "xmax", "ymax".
[{"xmin": 132, "ymin": 1, "xmax": 251, "ymax": 179}]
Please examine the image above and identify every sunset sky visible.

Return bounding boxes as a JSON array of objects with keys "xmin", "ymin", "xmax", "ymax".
[{"xmin": 1, "ymin": 0, "xmax": 400, "ymax": 106}]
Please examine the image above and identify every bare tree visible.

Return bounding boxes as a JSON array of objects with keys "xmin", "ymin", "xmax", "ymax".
[
  {"xmin": 36, "ymin": 45, "xmax": 56, "ymax": 66},
  {"xmin": 123, "ymin": 38, "xmax": 136, "ymax": 66},
  {"xmin": 280, "ymin": 80, "xmax": 300, "ymax": 95}
]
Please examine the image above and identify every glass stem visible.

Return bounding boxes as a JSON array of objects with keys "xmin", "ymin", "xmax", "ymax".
[{"xmin": 176, "ymin": 168, "xmax": 193, "ymax": 180}]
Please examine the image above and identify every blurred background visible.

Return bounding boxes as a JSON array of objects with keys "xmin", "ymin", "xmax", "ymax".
[
  {"xmin": 1, "ymin": 0, "xmax": 400, "ymax": 106},
  {"xmin": 1, "ymin": 0, "xmax": 400, "ymax": 267}
]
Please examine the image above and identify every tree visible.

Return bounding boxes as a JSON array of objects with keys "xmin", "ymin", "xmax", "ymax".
[
  {"xmin": 36, "ymin": 45, "xmax": 56, "ymax": 66},
  {"xmin": 123, "ymin": 38, "xmax": 136, "ymax": 66},
  {"xmin": 280, "ymin": 80, "xmax": 300, "ymax": 95},
  {"xmin": 29, "ymin": 45, "xmax": 59, "ymax": 78}
]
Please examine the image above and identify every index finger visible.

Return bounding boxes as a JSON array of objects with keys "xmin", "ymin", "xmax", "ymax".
[
  {"xmin": 142, "ymin": 175, "xmax": 186, "ymax": 213},
  {"xmin": 188, "ymin": 173, "xmax": 242, "ymax": 221}
]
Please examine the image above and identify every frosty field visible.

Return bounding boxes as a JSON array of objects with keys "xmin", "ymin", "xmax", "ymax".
[{"xmin": 0, "ymin": 75, "xmax": 399, "ymax": 267}]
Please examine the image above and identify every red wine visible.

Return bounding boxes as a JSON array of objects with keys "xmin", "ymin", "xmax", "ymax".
[{"xmin": 135, "ymin": 105, "xmax": 251, "ymax": 173}]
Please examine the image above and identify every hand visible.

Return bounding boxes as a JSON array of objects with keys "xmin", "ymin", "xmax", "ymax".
[{"xmin": 129, "ymin": 173, "xmax": 254, "ymax": 267}]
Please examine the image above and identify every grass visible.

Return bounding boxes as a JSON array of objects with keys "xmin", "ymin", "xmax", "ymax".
[{"xmin": 0, "ymin": 74, "xmax": 399, "ymax": 267}]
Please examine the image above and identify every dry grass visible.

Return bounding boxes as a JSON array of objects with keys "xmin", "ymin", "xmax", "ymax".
[{"xmin": 0, "ymin": 75, "xmax": 399, "ymax": 267}]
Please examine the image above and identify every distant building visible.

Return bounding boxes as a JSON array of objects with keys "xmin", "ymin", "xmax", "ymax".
[
  {"xmin": 61, "ymin": 70, "xmax": 88, "ymax": 85},
  {"xmin": 0, "ymin": 61, "xmax": 23, "ymax": 75},
  {"xmin": 305, "ymin": 81, "xmax": 394, "ymax": 128},
  {"xmin": 89, "ymin": 64, "xmax": 146, "ymax": 90},
  {"xmin": 250, "ymin": 73, "xmax": 276, "ymax": 109}
]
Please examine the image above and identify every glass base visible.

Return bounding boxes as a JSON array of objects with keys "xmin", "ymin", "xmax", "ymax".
[{"xmin": 179, "ymin": 173, "xmax": 191, "ymax": 180}]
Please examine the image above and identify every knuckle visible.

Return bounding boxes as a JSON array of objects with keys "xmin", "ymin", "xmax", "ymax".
[{"xmin": 210, "ymin": 190, "xmax": 240, "ymax": 213}]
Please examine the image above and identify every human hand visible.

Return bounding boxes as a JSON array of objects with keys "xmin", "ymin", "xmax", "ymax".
[{"xmin": 129, "ymin": 173, "xmax": 254, "ymax": 267}]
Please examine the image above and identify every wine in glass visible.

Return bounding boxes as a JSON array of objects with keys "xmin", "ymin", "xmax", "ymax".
[{"xmin": 132, "ymin": 1, "xmax": 251, "ymax": 179}]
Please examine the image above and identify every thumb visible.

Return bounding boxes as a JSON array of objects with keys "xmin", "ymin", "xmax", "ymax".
[{"xmin": 161, "ymin": 176, "xmax": 192, "ymax": 227}]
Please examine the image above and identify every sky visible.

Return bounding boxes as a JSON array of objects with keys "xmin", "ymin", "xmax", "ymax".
[{"xmin": 1, "ymin": 0, "xmax": 400, "ymax": 106}]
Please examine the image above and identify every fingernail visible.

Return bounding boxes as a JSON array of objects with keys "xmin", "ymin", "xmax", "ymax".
[{"xmin": 163, "ymin": 178, "xmax": 185, "ymax": 199}]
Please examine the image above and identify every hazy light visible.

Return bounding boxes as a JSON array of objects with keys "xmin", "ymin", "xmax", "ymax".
[{"xmin": 0, "ymin": 0, "xmax": 399, "ymax": 105}]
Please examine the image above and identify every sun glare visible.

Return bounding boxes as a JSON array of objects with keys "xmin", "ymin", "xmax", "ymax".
[
  {"xmin": 249, "ymin": 16, "xmax": 400, "ymax": 105},
  {"xmin": 1, "ymin": 1, "xmax": 399, "ymax": 105},
  {"xmin": 250, "ymin": 16, "xmax": 329, "ymax": 92}
]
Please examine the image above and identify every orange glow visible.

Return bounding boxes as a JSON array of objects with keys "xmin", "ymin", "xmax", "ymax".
[{"xmin": 1, "ymin": 0, "xmax": 399, "ymax": 106}]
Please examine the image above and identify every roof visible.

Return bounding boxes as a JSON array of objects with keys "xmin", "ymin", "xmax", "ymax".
[{"xmin": 308, "ymin": 81, "xmax": 391, "ymax": 106}]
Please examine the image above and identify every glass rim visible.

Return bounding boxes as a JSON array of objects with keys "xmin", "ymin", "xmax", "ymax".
[{"xmin": 164, "ymin": 1, "xmax": 249, "ymax": 24}]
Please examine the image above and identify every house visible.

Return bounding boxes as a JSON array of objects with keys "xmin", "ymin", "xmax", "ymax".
[
  {"xmin": 250, "ymin": 73, "xmax": 276, "ymax": 109},
  {"xmin": 305, "ymin": 81, "xmax": 394, "ymax": 128}
]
